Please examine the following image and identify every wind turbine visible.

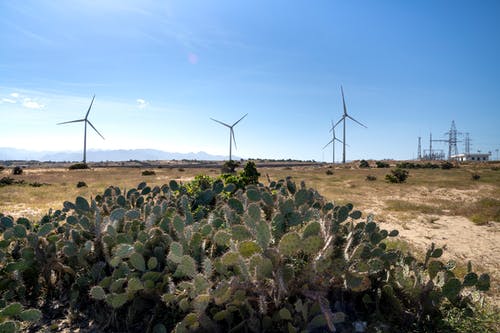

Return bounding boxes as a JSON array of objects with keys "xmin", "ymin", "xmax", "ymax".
[
  {"xmin": 57, "ymin": 95, "xmax": 105, "ymax": 164},
  {"xmin": 323, "ymin": 120, "xmax": 343, "ymax": 164},
  {"xmin": 210, "ymin": 113, "xmax": 248, "ymax": 162},
  {"xmin": 334, "ymin": 86, "xmax": 367, "ymax": 163}
]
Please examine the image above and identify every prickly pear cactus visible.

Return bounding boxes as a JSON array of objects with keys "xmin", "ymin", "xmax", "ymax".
[{"xmin": 0, "ymin": 174, "xmax": 491, "ymax": 332}]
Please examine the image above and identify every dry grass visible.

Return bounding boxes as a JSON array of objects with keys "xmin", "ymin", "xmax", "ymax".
[{"xmin": 1, "ymin": 163, "xmax": 499, "ymax": 224}]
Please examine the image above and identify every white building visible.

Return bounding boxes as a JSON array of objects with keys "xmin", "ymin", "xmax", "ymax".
[{"xmin": 451, "ymin": 153, "xmax": 490, "ymax": 162}]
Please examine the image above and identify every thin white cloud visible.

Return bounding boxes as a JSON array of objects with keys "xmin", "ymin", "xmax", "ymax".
[
  {"xmin": 1, "ymin": 98, "xmax": 16, "ymax": 104},
  {"xmin": 136, "ymin": 98, "xmax": 148, "ymax": 109},
  {"xmin": 10, "ymin": 93, "xmax": 19, "ymax": 98},
  {"xmin": 22, "ymin": 98, "xmax": 44, "ymax": 109}
]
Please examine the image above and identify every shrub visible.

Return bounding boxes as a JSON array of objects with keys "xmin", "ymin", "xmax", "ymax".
[
  {"xmin": 0, "ymin": 177, "xmax": 14, "ymax": 186},
  {"xmin": 471, "ymin": 173, "xmax": 481, "ymax": 181},
  {"xmin": 221, "ymin": 160, "xmax": 240, "ymax": 173},
  {"xmin": 366, "ymin": 175, "xmax": 377, "ymax": 181},
  {"xmin": 325, "ymin": 169, "xmax": 334, "ymax": 175},
  {"xmin": 12, "ymin": 166, "xmax": 23, "ymax": 175},
  {"xmin": 0, "ymin": 166, "xmax": 4, "ymax": 172},
  {"xmin": 386, "ymin": 168, "xmax": 409, "ymax": 183},
  {"xmin": 376, "ymin": 161, "xmax": 390, "ymax": 168},
  {"xmin": 76, "ymin": 181, "xmax": 87, "ymax": 188},
  {"xmin": 359, "ymin": 159, "xmax": 370, "ymax": 168},
  {"xmin": 68, "ymin": 163, "xmax": 89, "ymax": 170},
  {"xmin": 177, "ymin": 168, "xmax": 185, "ymax": 172},
  {"xmin": 441, "ymin": 161, "xmax": 454, "ymax": 170},
  {"xmin": 142, "ymin": 170, "xmax": 156, "ymax": 176},
  {"xmin": 240, "ymin": 161, "xmax": 260, "ymax": 184}
]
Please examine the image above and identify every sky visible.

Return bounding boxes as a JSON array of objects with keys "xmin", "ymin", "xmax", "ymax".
[{"xmin": 1, "ymin": 0, "xmax": 499, "ymax": 161}]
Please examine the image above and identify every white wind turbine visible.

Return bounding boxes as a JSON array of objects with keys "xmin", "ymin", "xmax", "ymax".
[
  {"xmin": 323, "ymin": 120, "xmax": 343, "ymax": 164},
  {"xmin": 57, "ymin": 95, "xmax": 105, "ymax": 164},
  {"xmin": 334, "ymin": 86, "xmax": 367, "ymax": 163},
  {"xmin": 210, "ymin": 114, "xmax": 248, "ymax": 162}
]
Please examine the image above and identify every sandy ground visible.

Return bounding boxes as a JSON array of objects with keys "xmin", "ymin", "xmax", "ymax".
[{"xmin": 376, "ymin": 213, "xmax": 500, "ymax": 306}]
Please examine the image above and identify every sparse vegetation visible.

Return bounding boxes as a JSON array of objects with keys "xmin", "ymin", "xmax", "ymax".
[
  {"xmin": 359, "ymin": 159, "xmax": 370, "ymax": 168},
  {"xmin": 221, "ymin": 160, "xmax": 240, "ymax": 173},
  {"xmin": 365, "ymin": 174, "xmax": 377, "ymax": 181},
  {"xmin": 12, "ymin": 166, "xmax": 23, "ymax": 175},
  {"xmin": 459, "ymin": 198, "xmax": 500, "ymax": 225},
  {"xmin": 68, "ymin": 163, "xmax": 89, "ymax": 170},
  {"xmin": 385, "ymin": 168, "xmax": 409, "ymax": 183},
  {"xmin": 0, "ymin": 177, "xmax": 15, "ymax": 186},
  {"xmin": 76, "ymin": 181, "xmax": 87, "ymax": 188},
  {"xmin": 471, "ymin": 173, "xmax": 481, "ymax": 181},
  {"xmin": 441, "ymin": 161, "xmax": 454, "ymax": 170},
  {"xmin": 376, "ymin": 161, "xmax": 390, "ymax": 168},
  {"xmin": 141, "ymin": 170, "xmax": 156, "ymax": 176},
  {"xmin": 325, "ymin": 169, "xmax": 334, "ymax": 175}
]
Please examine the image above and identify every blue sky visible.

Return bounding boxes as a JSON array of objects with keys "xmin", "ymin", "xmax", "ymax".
[{"xmin": 1, "ymin": 0, "xmax": 499, "ymax": 161}]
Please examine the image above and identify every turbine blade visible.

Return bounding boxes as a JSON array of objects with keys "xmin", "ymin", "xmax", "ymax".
[
  {"xmin": 346, "ymin": 114, "xmax": 367, "ymax": 128},
  {"xmin": 57, "ymin": 119, "xmax": 85, "ymax": 125},
  {"xmin": 231, "ymin": 128, "xmax": 237, "ymax": 150},
  {"xmin": 334, "ymin": 116, "xmax": 345, "ymax": 128},
  {"xmin": 87, "ymin": 120, "xmax": 105, "ymax": 140},
  {"xmin": 341, "ymin": 85, "xmax": 347, "ymax": 115},
  {"xmin": 334, "ymin": 138, "xmax": 343, "ymax": 144},
  {"xmin": 323, "ymin": 139, "xmax": 334, "ymax": 149},
  {"xmin": 232, "ymin": 113, "xmax": 248, "ymax": 127},
  {"xmin": 210, "ymin": 117, "xmax": 231, "ymax": 128},
  {"xmin": 85, "ymin": 95, "xmax": 96, "ymax": 119}
]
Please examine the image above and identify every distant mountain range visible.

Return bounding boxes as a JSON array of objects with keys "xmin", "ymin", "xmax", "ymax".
[{"xmin": 0, "ymin": 148, "xmax": 235, "ymax": 162}]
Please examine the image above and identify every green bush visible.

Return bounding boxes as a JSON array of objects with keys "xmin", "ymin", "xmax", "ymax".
[
  {"xmin": 471, "ymin": 173, "xmax": 481, "ymax": 181},
  {"xmin": 441, "ymin": 161, "xmax": 454, "ymax": 170},
  {"xmin": 0, "ymin": 175, "xmax": 490, "ymax": 332},
  {"xmin": 0, "ymin": 177, "xmax": 15, "ymax": 186},
  {"xmin": 386, "ymin": 168, "xmax": 409, "ymax": 183},
  {"xmin": 325, "ymin": 169, "xmax": 334, "ymax": 175},
  {"xmin": 12, "ymin": 166, "xmax": 23, "ymax": 175},
  {"xmin": 142, "ymin": 170, "xmax": 156, "ymax": 176},
  {"xmin": 366, "ymin": 175, "xmax": 377, "ymax": 181},
  {"xmin": 359, "ymin": 159, "xmax": 370, "ymax": 168},
  {"xmin": 376, "ymin": 161, "xmax": 390, "ymax": 168},
  {"xmin": 68, "ymin": 163, "xmax": 89, "ymax": 170},
  {"xmin": 76, "ymin": 181, "xmax": 87, "ymax": 188},
  {"xmin": 221, "ymin": 160, "xmax": 240, "ymax": 174}
]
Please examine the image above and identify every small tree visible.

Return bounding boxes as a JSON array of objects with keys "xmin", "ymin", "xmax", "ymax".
[
  {"xmin": 376, "ymin": 161, "xmax": 390, "ymax": 168},
  {"xmin": 221, "ymin": 160, "xmax": 240, "ymax": 174},
  {"xmin": 385, "ymin": 168, "xmax": 409, "ymax": 183},
  {"xmin": 12, "ymin": 166, "xmax": 23, "ymax": 175},
  {"xmin": 359, "ymin": 160, "xmax": 370, "ymax": 168},
  {"xmin": 241, "ymin": 161, "xmax": 260, "ymax": 184}
]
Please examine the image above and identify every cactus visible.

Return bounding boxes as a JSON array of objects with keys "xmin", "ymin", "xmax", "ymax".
[
  {"xmin": 278, "ymin": 232, "xmax": 301, "ymax": 256},
  {"xmin": 0, "ymin": 176, "xmax": 492, "ymax": 333}
]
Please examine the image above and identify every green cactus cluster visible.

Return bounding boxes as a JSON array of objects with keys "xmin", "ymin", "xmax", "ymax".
[{"xmin": 0, "ymin": 174, "xmax": 492, "ymax": 332}]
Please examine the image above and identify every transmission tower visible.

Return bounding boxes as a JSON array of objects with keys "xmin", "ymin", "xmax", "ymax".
[{"xmin": 443, "ymin": 120, "xmax": 462, "ymax": 159}]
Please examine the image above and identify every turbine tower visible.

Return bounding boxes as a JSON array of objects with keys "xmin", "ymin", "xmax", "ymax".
[
  {"xmin": 323, "ymin": 120, "xmax": 343, "ymax": 164},
  {"xmin": 334, "ymin": 86, "xmax": 367, "ymax": 163},
  {"xmin": 57, "ymin": 95, "xmax": 105, "ymax": 164},
  {"xmin": 210, "ymin": 114, "xmax": 248, "ymax": 162}
]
